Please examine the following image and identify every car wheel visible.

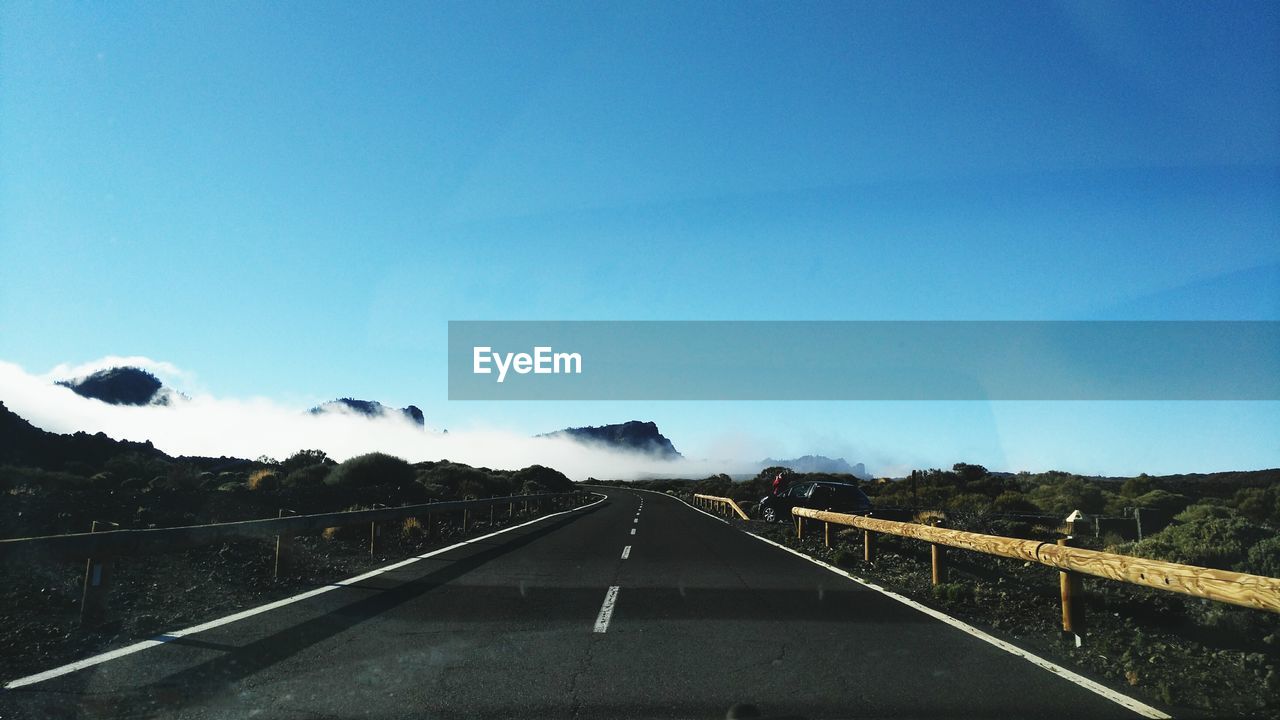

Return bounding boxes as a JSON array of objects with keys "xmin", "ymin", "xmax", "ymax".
[{"xmin": 761, "ymin": 506, "xmax": 777, "ymax": 523}]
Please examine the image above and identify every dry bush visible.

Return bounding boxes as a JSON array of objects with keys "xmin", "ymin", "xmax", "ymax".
[
  {"xmin": 247, "ymin": 469, "xmax": 279, "ymax": 491},
  {"xmin": 401, "ymin": 516, "xmax": 425, "ymax": 542}
]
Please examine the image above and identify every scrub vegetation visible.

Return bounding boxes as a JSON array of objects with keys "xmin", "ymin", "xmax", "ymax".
[{"xmin": 605, "ymin": 465, "xmax": 1280, "ymax": 717}]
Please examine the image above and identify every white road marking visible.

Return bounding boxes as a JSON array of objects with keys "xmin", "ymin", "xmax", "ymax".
[
  {"xmin": 593, "ymin": 586, "xmax": 621, "ymax": 633},
  {"xmin": 4, "ymin": 493, "xmax": 608, "ymax": 690},
  {"xmin": 630, "ymin": 528, "xmax": 636, "ymax": 535},
  {"xmin": 621, "ymin": 545, "xmax": 631, "ymax": 559},
  {"xmin": 632, "ymin": 487, "xmax": 1170, "ymax": 720},
  {"xmin": 633, "ymin": 518, "xmax": 638, "ymax": 523}
]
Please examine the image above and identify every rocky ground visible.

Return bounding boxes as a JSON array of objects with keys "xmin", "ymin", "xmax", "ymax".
[
  {"xmin": 0, "ymin": 504, "xmax": 556, "ymax": 684},
  {"xmin": 735, "ymin": 511, "xmax": 1279, "ymax": 719}
]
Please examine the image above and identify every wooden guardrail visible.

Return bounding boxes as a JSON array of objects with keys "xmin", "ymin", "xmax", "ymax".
[
  {"xmin": 693, "ymin": 493, "xmax": 751, "ymax": 521},
  {"xmin": 791, "ymin": 507, "xmax": 1280, "ymax": 619}
]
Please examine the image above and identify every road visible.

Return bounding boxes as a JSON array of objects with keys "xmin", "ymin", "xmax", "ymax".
[{"xmin": 1, "ymin": 488, "xmax": 1165, "ymax": 719}]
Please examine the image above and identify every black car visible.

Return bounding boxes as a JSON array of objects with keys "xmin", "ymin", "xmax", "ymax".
[{"xmin": 757, "ymin": 481, "xmax": 873, "ymax": 523}]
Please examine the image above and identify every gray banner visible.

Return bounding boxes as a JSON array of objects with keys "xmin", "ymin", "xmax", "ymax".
[{"xmin": 448, "ymin": 321, "xmax": 1280, "ymax": 400}]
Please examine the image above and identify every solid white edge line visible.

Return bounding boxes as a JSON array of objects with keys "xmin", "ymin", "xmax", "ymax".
[
  {"xmin": 619, "ymin": 486, "xmax": 1171, "ymax": 720},
  {"xmin": 621, "ymin": 545, "xmax": 631, "ymax": 560},
  {"xmin": 4, "ymin": 493, "xmax": 607, "ymax": 691},
  {"xmin": 593, "ymin": 585, "xmax": 621, "ymax": 633}
]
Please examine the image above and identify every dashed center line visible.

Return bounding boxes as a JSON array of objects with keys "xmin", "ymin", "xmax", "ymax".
[
  {"xmin": 621, "ymin": 545, "xmax": 631, "ymax": 559},
  {"xmin": 630, "ymin": 528, "xmax": 636, "ymax": 535},
  {"xmin": 593, "ymin": 586, "xmax": 621, "ymax": 633}
]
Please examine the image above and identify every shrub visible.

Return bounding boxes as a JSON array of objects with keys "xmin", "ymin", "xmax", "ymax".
[
  {"xmin": 991, "ymin": 490, "xmax": 1041, "ymax": 514},
  {"xmin": 247, "ymin": 469, "xmax": 280, "ymax": 491},
  {"xmin": 1173, "ymin": 502, "xmax": 1237, "ymax": 523},
  {"xmin": 282, "ymin": 463, "xmax": 331, "ymax": 489},
  {"xmin": 511, "ymin": 465, "xmax": 573, "ymax": 494},
  {"xmin": 1121, "ymin": 517, "xmax": 1272, "ymax": 571},
  {"xmin": 1244, "ymin": 535, "xmax": 1280, "ymax": 578},
  {"xmin": 1130, "ymin": 489, "xmax": 1191, "ymax": 515},
  {"xmin": 282, "ymin": 449, "xmax": 332, "ymax": 475},
  {"xmin": 832, "ymin": 548, "xmax": 859, "ymax": 568},
  {"xmin": 401, "ymin": 517, "xmax": 425, "ymax": 542},
  {"xmin": 325, "ymin": 452, "xmax": 414, "ymax": 488}
]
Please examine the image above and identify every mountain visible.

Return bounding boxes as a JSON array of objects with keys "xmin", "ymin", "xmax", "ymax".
[
  {"xmin": 309, "ymin": 398, "xmax": 425, "ymax": 427},
  {"xmin": 760, "ymin": 455, "xmax": 869, "ymax": 478},
  {"xmin": 541, "ymin": 420, "xmax": 681, "ymax": 458},
  {"xmin": 56, "ymin": 367, "xmax": 172, "ymax": 406},
  {"xmin": 0, "ymin": 400, "xmax": 169, "ymax": 471}
]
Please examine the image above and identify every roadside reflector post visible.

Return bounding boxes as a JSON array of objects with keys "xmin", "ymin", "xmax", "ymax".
[
  {"xmin": 369, "ymin": 504, "xmax": 387, "ymax": 558},
  {"xmin": 463, "ymin": 508, "xmax": 470, "ymax": 533},
  {"xmin": 426, "ymin": 512, "xmax": 434, "ymax": 540},
  {"xmin": 930, "ymin": 519, "xmax": 947, "ymax": 585},
  {"xmin": 824, "ymin": 521, "xmax": 831, "ymax": 548},
  {"xmin": 864, "ymin": 529, "xmax": 876, "ymax": 563},
  {"xmin": 490, "ymin": 502, "xmax": 496, "ymax": 526},
  {"xmin": 80, "ymin": 520, "xmax": 119, "ymax": 627},
  {"xmin": 509, "ymin": 498, "xmax": 515, "ymax": 518},
  {"xmin": 1058, "ymin": 536, "xmax": 1085, "ymax": 646},
  {"xmin": 796, "ymin": 516, "xmax": 804, "ymax": 539},
  {"xmin": 273, "ymin": 509, "xmax": 297, "ymax": 581}
]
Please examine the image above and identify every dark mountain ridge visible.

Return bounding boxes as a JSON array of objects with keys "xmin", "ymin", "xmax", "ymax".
[
  {"xmin": 309, "ymin": 398, "xmax": 425, "ymax": 427},
  {"xmin": 56, "ymin": 367, "xmax": 169, "ymax": 406},
  {"xmin": 540, "ymin": 420, "xmax": 681, "ymax": 458}
]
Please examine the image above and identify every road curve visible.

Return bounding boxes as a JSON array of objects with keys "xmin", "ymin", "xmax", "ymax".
[{"xmin": 1, "ymin": 488, "xmax": 1166, "ymax": 719}]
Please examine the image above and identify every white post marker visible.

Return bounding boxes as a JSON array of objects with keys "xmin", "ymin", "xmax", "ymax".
[
  {"xmin": 594, "ymin": 586, "xmax": 621, "ymax": 633},
  {"xmin": 621, "ymin": 545, "xmax": 631, "ymax": 559}
]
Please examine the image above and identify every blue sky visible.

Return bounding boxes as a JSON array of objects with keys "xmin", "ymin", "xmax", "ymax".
[{"xmin": 1, "ymin": 1, "xmax": 1277, "ymax": 475}]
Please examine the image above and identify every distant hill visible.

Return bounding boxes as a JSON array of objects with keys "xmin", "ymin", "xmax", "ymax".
[
  {"xmin": 0, "ymin": 400, "xmax": 169, "ymax": 471},
  {"xmin": 56, "ymin": 367, "xmax": 171, "ymax": 406},
  {"xmin": 761, "ymin": 455, "xmax": 870, "ymax": 478},
  {"xmin": 309, "ymin": 398, "xmax": 425, "ymax": 427},
  {"xmin": 541, "ymin": 421, "xmax": 681, "ymax": 458}
]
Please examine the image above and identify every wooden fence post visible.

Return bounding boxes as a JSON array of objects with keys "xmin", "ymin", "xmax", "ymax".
[
  {"xmin": 796, "ymin": 516, "xmax": 804, "ymax": 539},
  {"xmin": 80, "ymin": 520, "xmax": 118, "ymax": 626},
  {"xmin": 824, "ymin": 521, "xmax": 831, "ymax": 548},
  {"xmin": 864, "ymin": 529, "xmax": 876, "ymax": 563},
  {"xmin": 1059, "ymin": 536, "xmax": 1085, "ymax": 645}
]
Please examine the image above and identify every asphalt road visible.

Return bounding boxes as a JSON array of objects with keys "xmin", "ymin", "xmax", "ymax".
[{"xmin": 1, "ymin": 488, "xmax": 1163, "ymax": 719}]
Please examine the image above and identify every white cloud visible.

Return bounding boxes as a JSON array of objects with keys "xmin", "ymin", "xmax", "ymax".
[{"xmin": 1, "ymin": 358, "xmax": 750, "ymax": 481}]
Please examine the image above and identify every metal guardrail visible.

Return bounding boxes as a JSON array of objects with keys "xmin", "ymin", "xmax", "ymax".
[
  {"xmin": 692, "ymin": 493, "xmax": 750, "ymax": 520},
  {"xmin": 3, "ymin": 491, "xmax": 590, "ymax": 626},
  {"xmin": 0, "ymin": 492, "xmax": 584, "ymax": 562},
  {"xmin": 792, "ymin": 506, "xmax": 1280, "ymax": 615}
]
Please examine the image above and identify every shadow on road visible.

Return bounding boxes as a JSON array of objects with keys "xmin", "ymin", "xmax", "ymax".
[{"xmin": 26, "ymin": 504, "xmax": 602, "ymax": 718}]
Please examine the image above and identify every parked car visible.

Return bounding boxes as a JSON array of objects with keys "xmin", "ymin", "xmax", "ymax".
[{"xmin": 757, "ymin": 481, "xmax": 872, "ymax": 523}]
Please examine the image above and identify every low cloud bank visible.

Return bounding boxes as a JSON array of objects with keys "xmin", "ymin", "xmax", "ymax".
[{"xmin": 0, "ymin": 359, "xmax": 748, "ymax": 481}]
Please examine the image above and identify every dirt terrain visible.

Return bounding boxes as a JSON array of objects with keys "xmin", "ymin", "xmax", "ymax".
[
  {"xmin": 738, "ymin": 512, "xmax": 1278, "ymax": 718},
  {"xmin": 0, "ymin": 502, "xmax": 557, "ymax": 684}
]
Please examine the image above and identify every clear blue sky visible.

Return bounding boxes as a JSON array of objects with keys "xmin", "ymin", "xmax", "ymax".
[{"xmin": 2, "ymin": 1, "xmax": 1277, "ymax": 475}]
